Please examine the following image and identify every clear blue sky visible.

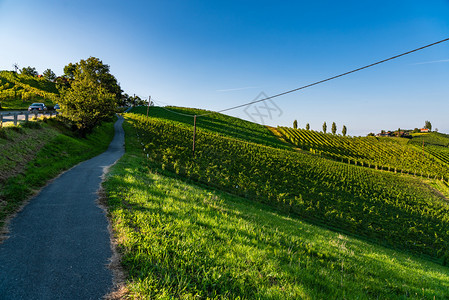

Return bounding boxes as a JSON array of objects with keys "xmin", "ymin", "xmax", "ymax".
[{"xmin": 1, "ymin": 0, "xmax": 448, "ymax": 135}]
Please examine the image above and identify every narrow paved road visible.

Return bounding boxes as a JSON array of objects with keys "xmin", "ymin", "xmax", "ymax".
[{"xmin": 0, "ymin": 116, "xmax": 125, "ymax": 299}]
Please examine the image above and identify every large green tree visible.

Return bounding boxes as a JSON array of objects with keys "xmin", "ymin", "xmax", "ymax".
[
  {"xmin": 62, "ymin": 57, "xmax": 122, "ymax": 100},
  {"xmin": 59, "ymin": 78, "xmax": 116, "ymax": 136},
  {"xmin": 322, "ymin": 122, "xmax": 327, "ymax": 134},
  {"xmin": 424, "ymin": 120, "xmax": 432, "ymax": 131},
  {"xmin": 293, "ymin": 120, "xmax": 298, "ymax": 129},
  {"xmin": 59, "ymin": 57, "xmax": 121, "ymax": 136}
]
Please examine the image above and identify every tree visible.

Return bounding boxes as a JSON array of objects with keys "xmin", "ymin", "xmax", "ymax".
[
  {"xmin": 293, "ymin": 120, "xmax": 298, "ymax": 129},
  {"xmin": 62, "ymin": 57, "xmax": 122, "ymax": 100},
  {"xmin": 59, "ymin": 78, "xmax": 116, "ymax": 136},
  {"xmin": 331, "ymin": 122, "xmax": 337, "ymax": 135},
  {"xmin": 342, "ymin": 125, "xmax": 347, "ymax": 136},
  {"xmin": 306, "ymin": 123, "xmax": 310, "ymax": 130},
  {"xmin": 21, "ymin": 66, "xmax": 38, "ymax": 77},
  {"xmin": 322, "ymin": 122, "xmax": 327, "ymax": 133},
  {"xmin": 424, "ymin": 120, "xmax": 432, "ymax": 131},
  {"xmin": 43, "ymin": 69, "xmax": 56, "ymax": 81},
  {"xmin": 63, "ymin": 63, "xmax": 77, "ymax": 80}
]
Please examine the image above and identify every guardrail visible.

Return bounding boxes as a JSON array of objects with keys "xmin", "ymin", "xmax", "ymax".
[{"xmin": 0, "ymin": 110, "xmax": 59, "ymax": 127}]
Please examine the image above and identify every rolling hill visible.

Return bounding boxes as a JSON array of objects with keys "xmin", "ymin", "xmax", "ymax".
[
  {"xmin": 0, "ymin": 71, "xmax": 58, "ymax": 110},
  {"xmin": 103, "ymin": 106, "xmax": 449, "ymax": 299}
]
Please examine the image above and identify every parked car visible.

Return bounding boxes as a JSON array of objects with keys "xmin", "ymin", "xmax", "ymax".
[
  {"xmin": 54, "ymin": 104, "xmax": 60, "ymax": 110},
  {"xmin": 28, "ymin": 103, "xmax": 47, "ymax": 111}
]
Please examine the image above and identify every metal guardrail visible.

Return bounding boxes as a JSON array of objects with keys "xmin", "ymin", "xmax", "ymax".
[{"xmin": 0, "ymin": 110, "xmax": 59, "ymax": 127}]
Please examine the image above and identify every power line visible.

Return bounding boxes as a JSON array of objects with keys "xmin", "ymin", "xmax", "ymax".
[
  {"xmin": 196, "ymin": 37, "xmax": 449, "ymax": 117},
  {"xmin": 145, "ymin": 37, "xmax": 449, "ymax": 118}
]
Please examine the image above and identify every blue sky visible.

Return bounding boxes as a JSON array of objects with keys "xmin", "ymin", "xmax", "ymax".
[{"xmin": 0, "ymin": 0, "xmax": 448, "ymax": 135}]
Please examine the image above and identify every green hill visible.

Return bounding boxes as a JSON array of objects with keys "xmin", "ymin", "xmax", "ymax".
[
  {"xmin": 103, "ymin": 107, "xmax": 449, "ymax": 298},
  {"xmin": 278, "ymin": 127, "xmax": 449, "ymax": 180},
  {"xmin": 0, "ymin": 71, "xmax": 59, "ymax": 110},
  {"xmin": 130, "ymin": 106, "xmax": 291, "ymax": 149}
]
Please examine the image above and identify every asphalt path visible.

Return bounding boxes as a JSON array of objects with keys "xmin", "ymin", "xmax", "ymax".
[{"xmin": 0, "ymin": 116, "xmax": 125, "ymax": 299}]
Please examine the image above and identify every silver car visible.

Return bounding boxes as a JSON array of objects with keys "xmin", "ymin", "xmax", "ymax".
[{"xmin": 28, "ymin": 103, "xmax": 47, "ymax": 111}]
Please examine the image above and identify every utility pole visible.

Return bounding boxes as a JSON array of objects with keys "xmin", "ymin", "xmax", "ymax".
[
  {"xmin": 192, "ymin": 115, "xmax": 197, "ymax": 157},
  {"xmin": 146, "ymin": 96, "xmax": 151, "ymax": 117}
]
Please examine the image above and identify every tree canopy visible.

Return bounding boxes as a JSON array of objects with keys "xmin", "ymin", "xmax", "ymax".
[
  {"xmin": 21, "ymin": 66, "xmax": 38, "ymax": 77},
  {"xmin": 59, "ymin": 57, "xmax": 120, "ymax": 136},
  {"xmin": 43, "ymin": 69, "xmax": 56, "ymax": 81},
  {"xmin": 59, "ymin": 78, "xmax": 116, "ymax": 136},
  {"xmin": 62, "ymin": 57, "xmax": 122, "ymax": 100},
  {"xmin": 424, "ymin": 120, "xmax": 432, "ymax": 131}
]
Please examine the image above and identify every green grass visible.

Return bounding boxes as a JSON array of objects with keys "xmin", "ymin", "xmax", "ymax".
[
  {"xmin": 0, "ymin": 118, "xmax": 115, "ymax": 227},
  {"xmin": 104, "ymin": 120, "xmax": 449, "ymax": 299}
]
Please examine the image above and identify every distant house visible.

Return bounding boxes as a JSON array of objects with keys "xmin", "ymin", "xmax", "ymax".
[
  {"xmin": 420, "ymin": 128, "xmax": 430, "ymax": 133},
  {"xmin": 376, "ymin": 131, "xmax": 391, "ymax": 137}
]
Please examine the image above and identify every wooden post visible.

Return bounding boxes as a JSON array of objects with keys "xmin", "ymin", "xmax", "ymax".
[
  {"xmin": 0, "ymin": 114, "xmax": 2, "ymax": 128},
  {"xmin": 25, "ymin": 112, "xmax": 29, "ymax": 122},
  {"xmin": 192, "ymin": 115, "xmax": 197, "ymax": 156},
  {"xmin": 146, "ymin": 96, "xmax": 151, "ymax": 118},
  {"xmin": 13, "ymin": 113, "xmax": 17, "ymax": 126}
]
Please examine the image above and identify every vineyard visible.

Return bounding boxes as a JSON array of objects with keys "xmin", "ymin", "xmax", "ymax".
[
  {"xmin": 130, "ymin": 106, "xmax": 291, "ymax": 149},
  {"xmin": 278, "ymin": 127, "xmax": 449, "ymax": 181},
  {"xmin": 125, "ymin": 109, "xmax": 449, "ymax": 263},
  {"xmin": 0, "ymin": 71, "xmax": 59, "ymax": 109}
]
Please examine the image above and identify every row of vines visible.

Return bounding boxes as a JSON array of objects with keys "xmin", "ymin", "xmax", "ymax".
[
  {"xmin": 127, "ymin": 113, "xmax": 449, "ymax": 264},
  {"xmin": 0, "ymin": 71, "xmax": 59, "ymax": 102},
  {"xmin": 278, "ymin": 127, "xmax": 449, "ymax": 181}
]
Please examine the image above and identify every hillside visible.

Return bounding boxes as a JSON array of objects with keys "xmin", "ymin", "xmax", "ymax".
[
  {"xmin": 0, "ymin": 71, "xmax": 59, "ymax": 110},
  {"xmin": 278, "ymin": 127, "xmax": 449, "ymax": 181},
  {"xmin": 130, "ymin": 106, "xmax": 291, "ymax": 149},
  {"xmin": 103, "ymin": 106, "xmax": 449, "ymax": 298}
]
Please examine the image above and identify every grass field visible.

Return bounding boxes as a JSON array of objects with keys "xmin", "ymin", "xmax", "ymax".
[
  {"xmin": 0, "ymin": 117, "xmax": 115, "ymax": 229},
  {"xmin": 104, "ymin": 119, "xmax": 449, "ymax": 299}
]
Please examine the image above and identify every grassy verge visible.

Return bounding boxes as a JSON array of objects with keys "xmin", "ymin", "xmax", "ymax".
[
  {"xmin": 0, "ymin": 118, "xmax": 115, "ymax": 228},
  {"xmin": 103, "ymin": 120, "xmax": 449, "ymax": 299}
]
